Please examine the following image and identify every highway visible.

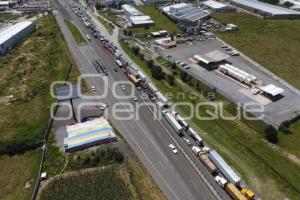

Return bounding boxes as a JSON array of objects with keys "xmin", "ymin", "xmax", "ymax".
[{"xmin": 51, "ymin": 0, "xmax": 231, "ymax": 200}]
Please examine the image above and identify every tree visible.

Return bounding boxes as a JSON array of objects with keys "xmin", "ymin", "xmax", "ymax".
[
  {"xmin": 132, "ymin": 46, "xmax": 140, "ymax": 55},
  {"xmin": 171, "ymin": 62, "xmax": 177, "ymax": 69},
  {"xmin": 264, "ymin": 125, "xmax": 278, "ymax": 144},
  {"xmin": 151, "ymin": 65, "xmax": 165, "ymax": 80},
  {"xmin": 259, "ymin": 0, "xmax": 279, "ymax": 5},
  {"xmin": 180, "ymin": 70, "xmax": 191, "ymax": 82},
  {"xmin": 278, "ymin": 120, "xmax": 291, "ymax": 134},
  {"xmin": 283, "ymin": 1, "xmax": 294, "ymax": 8},
  {"xmin": 167, "ymin": 74, "xmax": 175, "ymax": 86},
  {"xmin": 146, "ymin": 59, "xmax": 154, "ymax": 68},
  {"xmin": 128, "ymin": 30, "xmax": 133, "ymax": 36}
]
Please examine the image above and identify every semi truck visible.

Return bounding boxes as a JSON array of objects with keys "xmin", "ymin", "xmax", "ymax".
[
  {"xmin": 188, "ymin": 128, "xmax": 203, "ymax": 146},
  {"xmin": 225, "ymin": 183, "xmax": 248, "ymax": 200},
  {"xmin": 192, "ymin": 146, "xmax": 217, "ymax": 174},
  {"xmin": 164, "ymin": 112, "xmax": 183, "ymax": 135},
  {"xmin": 174, "ymin": 114, "xmax": 189, "ymax": 130},
  {"xmin": 209, "ymin": 150, "xmax": 241, "ymax": 186}
]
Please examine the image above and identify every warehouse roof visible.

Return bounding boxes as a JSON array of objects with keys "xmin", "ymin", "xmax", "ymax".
[
  {"xmin": 194, "ymin": 50, "xmax": 228, "ymax": 64},
  {"xmin": 121, "ymin": 4, "xmax": 142, "ymax": 16},
  {"xmin": 130, "ymin": 15, "xmax": 154, "ymax": 25},
  {"xmin": 230, "ymin": 0, "xmax": 300, "ymax": 15},
  {"xmin": 202, "ymin": 0, "xmax": 231, "ymax": 9},
  {"xmin": 0, "ymin": 21, "xmax": 33, "ymax": 45},
  {"xmin": 259, "ymin": 84, "xmax": 284, "ymax": 96},
  {"xmin": 162, "ymin": 3, "xmax": 210, "ymax": 22}
]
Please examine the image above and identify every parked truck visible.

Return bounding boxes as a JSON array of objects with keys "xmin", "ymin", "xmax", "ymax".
[
  {"xmin": 192, "ymin": 146, "xmax": 217, "ymax": 174},
  {"xmin": 174, "ymin": 114, "xmax": 189, "ymax": 130},
  {"xmin": 225, "ymin": 183, "xmax": 248, "ymax": 200},
  {"xmin": 165, "ymin": 112, "xmax": 183, "ymax": 135},
  {"xmin": 209, "ymin": 150, "xmax": 241, "ymax": 186},
  {"xmin": 241, "ymin": 188, "xmax": 255, "ymax": 200},
  {"xmin": 188, "ymin": 128, "xmax": 203, "ymax": 146}
]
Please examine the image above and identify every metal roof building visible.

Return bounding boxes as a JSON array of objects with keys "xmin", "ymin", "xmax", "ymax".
[
  {"xmin": 0, "ymin": 21, "xmax": 35, "ymax": 56},
  {"xmin": 162, "ymin": 3, "xmax": 210, "ymax": 25},
  {"xmin": 121, "ymin": 4, "xmax": 143, "ymax": 16},
  {"xmin": 201, "ymin": 0, "xmax": 236, "ymax": 12},
  {"xmin": 230, "ymin": 0, "xmax": 300, "ymax": 18},
  {"xmin": 129, "ymin": 15, "xmax": 154, "ymax": 27}
]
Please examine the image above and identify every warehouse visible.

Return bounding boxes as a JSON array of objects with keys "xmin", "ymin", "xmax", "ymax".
[
  {"xmin": 201, "ymin": 0, "xmax": 236, "ymax": 13},
  {"xmin": 64, "ymin": 118, "xmax": 117, "ymax": 153},
  {"xmin": 121, "ymin": 4, "xmax": 143, "ymax": 16},
  {"xmin": 129, "ymin": 15, "xmax": 154, "ymax": 27},
  {"xmin": 230, "ymin": 0, "xmax": 300, "ymax": 19},
  {"xmin": 162, "ymin": 3, "xmax": 210, "ymax": 25},
  {"xmin": 193, "ymin": 50, "xmax": 228, "ymax": 70},
  {"xmin": 0, "ymin": 21, "xmax": 35, "ymax": 56}
]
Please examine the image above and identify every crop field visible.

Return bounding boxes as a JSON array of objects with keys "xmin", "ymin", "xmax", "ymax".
[
  {"xmin": 120, "ymin": 39, "xmax": 300, "ymax": 200},
  {"xmin": 213, "ymin": 12, "xmax": 300, "ymax": 89},
  {"xmin": 129, "ymin": 6, "xmax": 181, "ymax": 35},
  {"xmin": 39, "ymin": 157, "xmax": 165, "ymax": 200}
]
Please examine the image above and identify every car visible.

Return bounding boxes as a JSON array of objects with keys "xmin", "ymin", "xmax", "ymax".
[
  {"xmin": 221, "ymin": 45, "xmax": 228, "ymax": 48},
  {"xmin": 183, "ymin": 138, "xmax": 191, "ymax": 146},
  {"xmin": 169, "ymin": 144, "xmax": 178, "ymax": 154},
  {"xmin": 121, "ymin": 85, "xmax": 126, "ymax": 90},
  {"xmin": 231, "ymin": 52, "xmax": 240, "ymax": 56},
  {"xmin": 91, "ymin": 86, "xmax": 96, "ymax": 91},
  {"xmin": 137, "ymin": 86, "xmax": 141, "ymax": 90},
  {"xmin": 114, "ymin": 68, "xmax": 117, "ymax": 72},
  {"xmin": 225, "ymin": 47, "xmax": 232, "ymax": 51},
  {"xmin": 133, "ymin": 96, "xmax": 138, "ymax": 101},
  {"xmin": 184, "ymin": 65, "xmax": 191, "ymax": 69}
]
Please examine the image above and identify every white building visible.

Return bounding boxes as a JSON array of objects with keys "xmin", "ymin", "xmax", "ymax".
[
  {"xmin": 121, "ymin": 4, "xmax": 143, "ymax": 16},
  {"xmin": 201, "ymin": 0, "xmax": 236, "ymax": 12},
  {"xmin": 0, "ymin": 21, "xmax": 36, "ymax": 56},
  {"xmin": 129, "ymin": 15, "xmax": 154, "ymax": 27}
]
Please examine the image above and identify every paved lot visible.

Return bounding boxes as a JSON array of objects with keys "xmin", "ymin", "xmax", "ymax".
[{"xmin": 160, "ymin": 40, "xmax": 300, "ymax": 126}]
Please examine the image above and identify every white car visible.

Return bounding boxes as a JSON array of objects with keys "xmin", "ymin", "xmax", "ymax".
[
  {"xmin": 121, "ymin": 85, "xmax": 126, "ymax": 90},
  {"xmin": 169, "ymin": 144, "xmax": 178, "ymax": 154},
  {"xmin": 183, "ymin": 138, "xmax": 191, "ymax": 146},
  {"xmin": 100, "ymin": 104, "xmax": 108, "ymax": 110},
  {"xmin": 133, "ymin": 96, "xmax": 138, "ymax": 101},
  {"xmin": 91, "ymin": 86, "xmax": 96, "ymax": 91}
]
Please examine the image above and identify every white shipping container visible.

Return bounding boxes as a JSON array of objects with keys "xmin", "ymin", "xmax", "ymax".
[{"xmin": 165, "ymin": 112, "xmax": 183, "ymax": 135}]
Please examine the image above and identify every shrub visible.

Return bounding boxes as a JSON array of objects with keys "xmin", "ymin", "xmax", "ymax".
[{"xmin": 264, "ymin": 125, "xmax": 278, "ymax": 144}]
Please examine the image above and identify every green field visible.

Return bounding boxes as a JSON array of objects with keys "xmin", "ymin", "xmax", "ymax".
[
  {"xmin": 0, "ymin": 13, "xmax": 20, "ymax": 21},
  {"xmin": 213, "ymin": 12, "xmax": 300, "ymax": 89},
  {"xmin": 40, "ymin": 157, "xmax": 165, "ymax": 200},
  {"xmin": 129, "ymin": 6, "xmax": 181, "ymax": 35},
  {"xmin": 120, "ymin": 39, "xmax": 300, "ymax": 200},
  {"xmin": 64, "ymin": 20, "xmax": 87, "ymax": 44},
  {"xmin": 0, "ymin": 13, "xmax": 79, "ymax": 199}
]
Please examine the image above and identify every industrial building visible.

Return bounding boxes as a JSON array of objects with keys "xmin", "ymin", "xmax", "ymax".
[
  {"xmin": 201, "ymin": 0, "xmax": 236, "ymax": 13},
  {"xmin": 129, "ymin": 15, "xmax": 154, "ymax": 27},
  {"xmin": 0, "ymin": 21, "xmax": 36, "ymax": 56},
  {"xmin": 121, "ymin": 4, "xmax": 143, "ymax": 16},
  {"xmin": 193, "ymin": 50, "xmax": 228, "ymax": 70},
  {"xmin": 230, "ymin": 0, "xmax": 300, "ymax": 18},
  {"xmin": 64, "ymin": 118, "xmax": 117, "ymax": 153},
  {"xmin": 121, "ymin": 4, "xmax": 154, "ymax": 27},
  {"xmin": 155, "ymin": 37, "xmax": 177, "ymax": 49},
  {"xmin": 162, "ymin": 3, "xmax": 210, "ymax": 26}
]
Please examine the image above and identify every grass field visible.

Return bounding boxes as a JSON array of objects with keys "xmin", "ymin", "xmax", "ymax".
[
  {"xmin": 0, "ymin": 13, "xmax": 80, "ymax": 199},
  {"xmin": 213, "ymin": 12, "xmax": 300, "ymax": 89},
  {"xmin": 0, "ymin": 13, "xmax": 20, "ymax": 21},
  {"xmin": 129, "ymin": 6, "xmax": 181, "ymax": 35},
  {"xmin": 120, "ymin": 39, "xmax": 300, "ymax": 200},
  {"xmin": 0, "ymin": 14, "xmax": 78, "ymax": 154},
  {"xmin": 0, "ymin": 150, "xmax": 41, "ymax": 200},
  {"xmin": 64, "ymin": 20, "xmax": 87, "ymax": 44}
]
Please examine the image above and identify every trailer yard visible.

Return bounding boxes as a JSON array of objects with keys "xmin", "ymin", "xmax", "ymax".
[{"xmin": 159, "ymin": 39, "xmax": 300, "ymax": 127}]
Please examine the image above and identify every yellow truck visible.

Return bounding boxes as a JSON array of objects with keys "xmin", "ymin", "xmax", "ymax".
[
  {"xmin": 241, "ymin": 188, "xmax": 255, "ymax": 200},
  {"xmin": 225, "ymin": 183, "xmax": 248, "ymax": 200}
]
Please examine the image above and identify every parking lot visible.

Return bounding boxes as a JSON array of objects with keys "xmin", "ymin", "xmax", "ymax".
[{"xmin": 159, "ymin": 39, "xmax": 300, "ymax": 126}]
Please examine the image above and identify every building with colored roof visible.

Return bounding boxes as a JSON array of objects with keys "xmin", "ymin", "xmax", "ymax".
[
  {"xmin": 0, "ymin": 21, "xmax": 35, "ymax": 56},
  {"xmin": 64, "ymin": 118, "xmax": 117, "ymax": 153}
]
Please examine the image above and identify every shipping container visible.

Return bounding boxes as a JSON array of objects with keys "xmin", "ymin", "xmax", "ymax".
[
  {"xmin": 209, "ymin": 150, "xmax": 241, "ymax": 185},
  {"xmin": 225, "ymin": 183, "xmax": 247, "ymax": 200},
  {"xmin": 165, "ymin": 112, "xmax": 183, "ymax": 135},
  {"xmin": 199, "ymin": 152, "xmax": 218, "ymax": 174}
]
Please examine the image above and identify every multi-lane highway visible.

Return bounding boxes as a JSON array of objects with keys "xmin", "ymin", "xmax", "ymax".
[{"xmin": 50, "ymin": 0, "xmax": 231, "ymax": 199}]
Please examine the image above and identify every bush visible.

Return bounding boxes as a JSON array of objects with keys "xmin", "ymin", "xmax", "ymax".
[
  {"xmin": 151, "ymin": 65, "xmax": 165, "ymax": 80},
  {"xmin": 131, "ymin": 46, "xmax": 139, "ymax": 56},
  {"xmin": 167, "ymin": 74, "xmax": 175, "ymax": 86},
  {"xmin": 264, "ymin": 125, "xmax": 278, "ymax": 144},
  {"xmin": 146, "ymin": 59, "xmax": 154, "ymax": 68}
]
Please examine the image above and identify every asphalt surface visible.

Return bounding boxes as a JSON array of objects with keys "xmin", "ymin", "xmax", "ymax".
[
  {"xmin": 50, "ymin": 1, "xmax": 232, "ymax": 200},
  {"xmin": 160, "ymin": 40, "xmax": 300, "ymax": 127}
]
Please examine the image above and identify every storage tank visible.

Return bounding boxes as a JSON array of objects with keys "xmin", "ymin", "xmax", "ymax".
[
  {"xmin": 188, "ymin": 128, "xmax": 203, "ymax": 146},
  {"xmin": 164, "ymin": 112, "xmax": 183, "ymax": 135},
  {"xmin": 209, "ymin": 150, "xmax": 241, "ymax": 185},
  {"xmin": 225, "ymin": 183, "xmax": 247, "ymax": 200},
  {"xmin": 174, "ymin": 114, "xmax": 189, "ymax": 130}
]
